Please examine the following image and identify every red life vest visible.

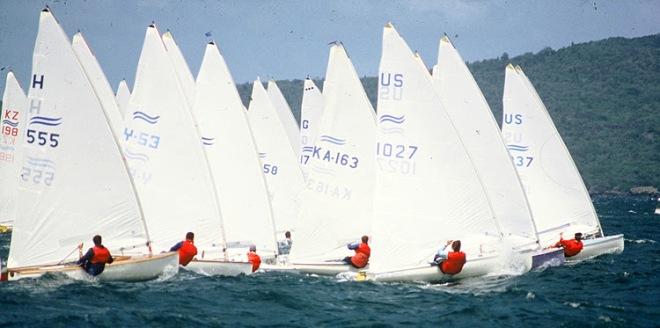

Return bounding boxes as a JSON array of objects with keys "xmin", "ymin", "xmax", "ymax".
[
  {"xmin": 178, "ymin": 240, "xmax": 198, "ymax": 266},
  {"xmin": 560, "ymin": 239, "xmax": 584, "ymax": 257},
  {"xmin": 440, "ymin": 251, "xmax": 466, "ymax": 275},
  {"xmin": 247, "ymin": 251, "xmax": 261, "ymax": 272},
  {"xmin": 350, "ymin": 243, "xmax": 371, "ymax": 268},
  {"xmin": 90, "ymin": 246, "xmax": 111, "ymax": 264}
]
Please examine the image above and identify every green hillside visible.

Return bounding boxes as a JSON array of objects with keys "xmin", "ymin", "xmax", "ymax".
[{"xmin": 238, "ymin": 34, "xmax": 659, "ymax": 193}]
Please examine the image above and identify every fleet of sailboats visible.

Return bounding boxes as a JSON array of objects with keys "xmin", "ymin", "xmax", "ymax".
[{"xmin": 0, "ymin": 9, "xmax": 626, "ymax": 283}]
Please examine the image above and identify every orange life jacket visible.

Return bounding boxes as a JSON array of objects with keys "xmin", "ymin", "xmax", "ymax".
[
  {"xmin": 559, "ymin": 239, "xmax": 583, "ymax": 257},
  {"xmin": 247, "ymin": 251, "xmax": 261, "ymax": 272},
  {"xmin": 350, "ymin": 243, "xmax": 371, "ymax": 268},
  {"xmin": 440, "ymin": 251, "xmax": 466, "ymax": 275},
  {"xmin": 90, "ymin": 246, "xmax": 111, "ymax": 264},
  {"xmin": 178, "ymin": 240, "xmax": 198, "ymax": 266}
]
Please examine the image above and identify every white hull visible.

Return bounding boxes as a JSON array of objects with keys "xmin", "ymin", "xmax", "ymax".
[
  {"xmin": 566, "ymin": 234, "xmax": 624, "ymax": 262},
  {"xmin": 260, "ymin": 261, "xmax": 366, "ymax": 276},
  {"xmin": 370, "ymin": 255, "xmax": 501, "ymax": 283},
  {"xmin": 7, "ymin": 252, "xmax": 179, "ymax": 282},
  {"xmin": 185, "ymin": 259, "xmax": 253, "ymax": 276}
]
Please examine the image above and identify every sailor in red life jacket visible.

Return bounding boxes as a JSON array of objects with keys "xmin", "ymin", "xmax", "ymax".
[
  {"xmin": 170, "ymin": 232, "xmax": 198, "ymax": 266},
  {"xmin": 432, "ymin": 240, "xmax": 466, "ymax": 275},
  {"xmin": 552, "ymin": 232, "xmax": 584, "ymax": 258},
  {"xmin": 343, "ymin": 235, "xmax": 371, "ymax": 269},
  {"xmin": 77, "ymin": 235, "xmax": 114, "ymax": 276},
  {"xmin": 247, "ymin": 245, "xmax": 261, "ymax": 272}
]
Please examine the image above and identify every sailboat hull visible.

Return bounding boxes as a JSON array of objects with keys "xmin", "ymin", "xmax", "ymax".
[
  {"xmin": 566, "ymin": 234, "xmax": 624, "ymax": 262},
  {"xmin": 293, "ymin": 262, "xmax": 366, "ymax": 276},
  {"xmin": 370, "ymin": 255, "xmax": 501, "ymax": 283},
  {"xmin": 185, "ymin": 259, "xmax": 253, "ymax": 276},
  {"xmin": 7, "ymin": 252, "xmax": 179, "ymax": 282}
]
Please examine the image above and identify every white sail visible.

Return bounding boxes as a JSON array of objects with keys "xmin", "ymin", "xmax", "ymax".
[
  {"xmin": 115, "ymin": 79, "xmax": 131, "ymax": 119},
  {"xmin": 162, "ymin": 31, "xmax": 196, "ymax": 108},
  {"xmin": 192, "ymin": 42, "xmax": 278, "ymax": 257},
  {"xmin": 432, "ymin": 37, "xmax": 538, "ymax": 245},
  {"xmin": 289, "ymin": 43, "xmax": 376, "ymax": 263},
  {"xmin": 71, "ymin": 32, "xmax": 125, "ymax": 139},
  {"xmin": 267, "ymin": 80, "xmax": 300, "ymax": 158},
  {"xmin": 502, "ymin": 65, "xmax": 602, "ymax": 244},
  {"xmin": 247, "ymin": 79, "xmax": 305, "ymax": 237},
  {"xmin": 0, "ymin": 72, "xmax": 27, "ymax": 227},
  {"xmin": 369, "ymin": 24, "xmax": 500, "ymax": 274},
  {"xmin": 299, "ymin": 78, "xmax": 324, "ymax": 171},
  {"xmin": 122, "ymin": 24, "xmax": 225, "ymax": 253},
  {"xmin": 8, "ymin": 9, "xmax": 150, "ymax": 268}
]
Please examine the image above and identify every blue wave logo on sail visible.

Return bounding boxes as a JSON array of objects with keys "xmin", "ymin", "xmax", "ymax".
[
  {"xmin": 2, "ymin": 119, "xmax": 18, "ymax": 127},
  {"xmin": 26, "ymin": 156, "xmax": 56, "ymax": 169},
  {"xmin": 319, "ymin": 135, "xmax": 346, "ymax": 146},
  {"xmin": 132, "ymin": 111, "xmax": 160, "ymax": 124},
  {"xmin": 29, "ymin": 116, "xmax": 62, "ymax": 127},
  {"xmin": 0, "ymin": 144, "xmax": 14, "ymax": 152},
  {"xmin": 301, "ymin": 146, "xmax": 314, "ymax": 153},
  {"xmin": 124, "ymin": 149, "xmax": 150, "ymax": 162},
  {"xmin": 379, "ymin": 114, "xmax": 405, "ymax": 124},
  {"xmin": 259, "ymin": 152, "xmax": 267, "ymax": 158},
  {"xmin": 507, "ymin": 144, "xmax": 529, "ymax": 152},
  {"xmin": 202, "ymin": 137, "xmax": 215, "ymax": 146}
]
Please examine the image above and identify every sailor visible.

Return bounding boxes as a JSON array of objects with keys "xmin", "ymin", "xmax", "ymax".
[
  {"xmin": 77, "ymin": 235, "xmax": 114, "ymax": 276},
  {"xmin": 170, "ymin": 232, "xmax": 198, "ymax": 266},
  {"xmin": 552, "ymin": 232, "xmax": 584, "ymax": 258},
  {"xmin": 278, "ymin": 231, "xmax": 293, "ymax": 255},
  {"xmin": 343, "ymin": 235, "xmax": 371, "ymax": 268},
  {"xmin": 247, "ymin": 245, "xmax": 261, "ymax": 272},
  {"xmin": 432, "ymin": 240, "xmax": 466, "ymax": 275}
]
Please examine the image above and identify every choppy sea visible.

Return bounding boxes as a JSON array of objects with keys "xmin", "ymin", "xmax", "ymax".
[{"xmin": 1, "ymin": 195, "xmax": 658, "ymax": 327}]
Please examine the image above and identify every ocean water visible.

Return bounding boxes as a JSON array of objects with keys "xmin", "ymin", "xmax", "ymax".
[{"xmin": 1, "ymin": 195, "xmax": 658, "ymax": 327}]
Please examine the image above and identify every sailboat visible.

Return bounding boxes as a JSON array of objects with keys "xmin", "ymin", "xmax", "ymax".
[
  {"xmin": 247, "ymin": 79, "xmax": 305, "ymax": 242},
  {"xmin": 185, "ymin": 41, "xmax": 277, "ymax": 273},
  {"xmin": 0, "ymin": 71, "xmax": 27, "ymax": 233},
  {"xmin": 432, "ymin": 36, "xmax": 564, "ymax": 268},
  {"xmin": 501, "ymin": 64, "xmax": 624, "ymax": 261},
  {"xmin": 299, "ymin": 78, "xmax": 324, "ymax": 175},
  {"xmin": 268, "ymin": 80, "xmax": 301, "ymax": 158},
  {"xmin": 115, "ymin": 80, "xmax": 131, "ymax": 119},
  {"xmin": 122, "ymin": 24, "xmax": 250, "ymax": 276},
  {"xmin": 4, "ymin": 8, "xmax": 177, "ymax": 281},
  {"xmin": 368, "ymin": 24, "xmax": 508, "ymax": 282},
  {"xmin": 286, "ymin": 43, "xmax": 376, "ymax": 275},
  {"xmin": 72, "ymin": 32, "xmax": 125, "ymax": 139}
]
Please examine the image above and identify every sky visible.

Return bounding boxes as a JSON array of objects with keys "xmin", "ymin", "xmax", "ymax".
[{"xmin": 0, "ymin": 0, "xmax": 658, "ymax": 96}]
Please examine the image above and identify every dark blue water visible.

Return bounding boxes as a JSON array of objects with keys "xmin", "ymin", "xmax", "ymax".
[{"xmin": 1, "ymin": 195, "xmax": 658, "ymax": 327}]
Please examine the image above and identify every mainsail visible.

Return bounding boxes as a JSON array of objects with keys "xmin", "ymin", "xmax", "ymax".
[
  {"xmin": 9, "ymin": 9, "xmax": 149, "ymax": 268},
  {"xmin": 192, "ymin": 42, "xmax": 278, "ymax": 257},
  {"xmin": 162, "ymin": 31, "xmax": 196, "ymax": 108},
  {"xmin": 72, "ymin": 32, "xmax": 125, "ymax": 139},
  {"xmin": 267, "ymin": 80, "xmax": 300, "ymax": 158},
  {"xmin": 115, "ymin": 80, "xmax": 131, "ymax": 119},
  {"xmin": 247, "ymin": 79, "xmax": 305, "ymax": 237},
  {"xmin": 122, "ymin": 24, "xmax": 225, "ymax": 253},
  {"xmin": 502, "ymin": 65, "xmax": 602, "ymax": 244},
  {"xmin": 369, "ymin": 24, "xmax": 500, "ymax": 274},
  {"xmin": 0, "ymin": 72, "xmax": 27, "ymax": 227},
  {"xmin": 432, "ymin": 36, "xmax": 538, "ymax": 245},
  {"xmin": 289, "ymin": 43, "xmax": 376, "ymax": 263},
  {"xmin": 299, "ymin": 78, "xmax": 324, "ymax": 173}
]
